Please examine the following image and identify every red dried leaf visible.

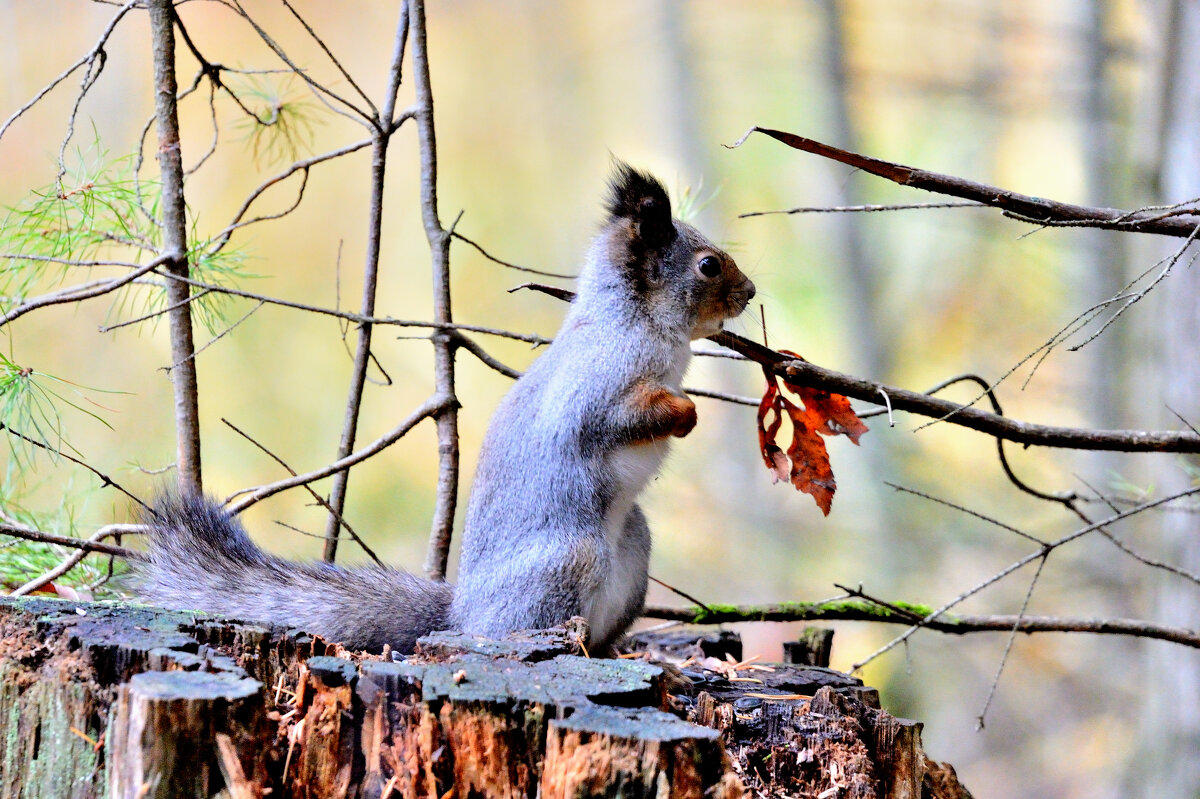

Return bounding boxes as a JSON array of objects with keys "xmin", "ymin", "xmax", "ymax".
[
  {"xmin": 754, "ymin": 351, "xmax": 869, "ymax": 515},
  {"xmin": 796, "ymin": 388, "xmax": 869, "ymax": 444},
  {"xmin": 782, "ymin": 399, "xmax": 836, "ymax": 514},
  {"xmin": 756, "ymin": 381, "xmax": 785, "ymax": 477}
]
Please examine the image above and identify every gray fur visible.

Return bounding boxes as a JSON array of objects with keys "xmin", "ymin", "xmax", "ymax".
[
  {"xmin": 140, "ymin": 163, "xmax": 754, "ymax": 654},
  {"xmin": 139, "ymin": 495, "xmax": 451, "ymax": 653}
]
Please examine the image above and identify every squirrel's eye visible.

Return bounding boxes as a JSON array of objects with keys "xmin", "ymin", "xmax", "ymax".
[{"xmin": 697, "ymin": 255, "xmax": 721, "ymax": 278}]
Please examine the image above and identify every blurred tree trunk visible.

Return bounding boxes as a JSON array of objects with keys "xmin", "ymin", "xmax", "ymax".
[
  {"xmin": 814, "ymin": 0, "xmax": 886, "ymax": 383},
  {"xmin": 810, "ymin": 0, "xmax": 892, "ymax": 572},
  {"xmin": 655, "ymin": 0, "xmax": 716, "ymax": 232},
  {"xmin": 1135, "ymin": 1, "xmax": 1200, "ymax": 795},
  {"xmin": 1079, "ymin": 0, "xmax": 1130, "ymax": 437}
]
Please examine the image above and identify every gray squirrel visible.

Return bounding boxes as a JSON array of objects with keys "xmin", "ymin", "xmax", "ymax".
[{"xmin": 140, "ymin": 162, "xmax": 756, "ymax": 653}]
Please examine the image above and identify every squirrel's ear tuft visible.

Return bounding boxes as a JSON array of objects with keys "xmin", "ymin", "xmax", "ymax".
[{"xmin": 606, "ymin": 160, "xmax": 675, "ymax": 250}]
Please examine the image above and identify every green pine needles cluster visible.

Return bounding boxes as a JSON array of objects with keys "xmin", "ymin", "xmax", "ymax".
[{"xmin": 0, "ymin": 75, "xmax": 319, "ymax": 596}]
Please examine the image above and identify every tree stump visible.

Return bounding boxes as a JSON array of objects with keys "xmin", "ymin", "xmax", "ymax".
[
  {"xmin": 106, "ymin": 671, "xmax": 264, "ymax": 799},
  {"xmin": 782, "ymin": 627, "xmax": 835, "ymax": 668},
  {"xmin": 0, "ymin": 598, "xmax": 971, "ymax": 798}
]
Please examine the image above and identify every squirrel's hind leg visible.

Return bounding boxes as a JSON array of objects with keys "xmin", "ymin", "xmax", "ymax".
[{"xmin": 587, "ymin": 505, "xmax": 652, "ymax": 651}]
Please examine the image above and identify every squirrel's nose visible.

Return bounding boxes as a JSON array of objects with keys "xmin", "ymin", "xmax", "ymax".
[{"xmin": 743, "ymin": 279, "xmax": 757, "ymax": 301}]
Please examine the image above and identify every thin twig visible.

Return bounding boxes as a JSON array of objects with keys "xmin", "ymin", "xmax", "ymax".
[
  {"xmin": 226, "ymin": 393, "xmax": 450, "ymax": 514},
  {"xmin": 452, "ymin": 332, "xmax": 520, "ymax": 379},
  {"xmin": 976, "ymin": 554, "xmax": 1048, "ymax": 729},
  {"xmin": 208, "ymin": 139, "xmax": 372, "ymax": 255},
  {"xmin": 185, "ymin": 79, "xmax": 220, "ymax": 177},
  {"xmin": 0, "ymin": 259, "xmax": 166, "ymax": 328},
  {"xmin": 1069, "ymin": 475, "xmax": 1200, "ymax": 586},
  {"xmin": 648, "ymin": 575, "xmax": 713, "ymax": 614},
  {"xmin": 1063, "ymin": 224, "xmax": 1200, "ymax": 353},
  {"xmin": 834, "ymin": 582, "xmax": 928, "ymax": 624},
  {"xmin": 0, "ymin": 521, "xmax": 143, "ymax": 560},
  {"xmin": 142, "ymin": 269, "xmax": 558, "ymax": 346},
  {"xmin": 56, "ymin": 49, "xmax": 109, "ymax": 189},
  {"xmin": 740, "ymin": 201, "xmax": 984, "ymax": 219},
  {"xmin": 1, "ymin": 424, "xmax": 152, "ymax": 514},
  {"xmin": 226, "ymin": 0, "xmax": 375, "ymax": 128},
  {"xmin": 11, "ymin": 524, "xmax": 145, "ymax": 596},
  {"xmin": 278, "ymin": 0, "xmax": 379, "ymax": 119},
  {"xmin": 220, "ymin": 418, "xmax": 384, "ymax": 567},
  {"xmin": 163, "ymin": 300, "xmax": 264, "ymax": 373},
  {"xmin": 848, "ymin": 485, "xmax": 1200, "ymax": 670},
  {"xmin": 99, "ymin": 289, "xmax": 213, "ymax": 333},
  {"xmin": 685, "ymin": 387, "xmax": 759, "ymax": 407},
  {"xmin": 885, "ymin": 482, "xmax": 1046, "ymax": 546},
  {"xmin": 451, "ymin": 231, "xmax": 577, "ymax": 279},
  {"xmin": 0, "ymin": 1, "xmax": 138, "ymax": 145},
  {"xmin": 322, "ymin": 1, "xmax": 412, "ymax": 562},
  {"xmin": 728, "ymin": 126, "xmax": 1200, "ymax": 237}
]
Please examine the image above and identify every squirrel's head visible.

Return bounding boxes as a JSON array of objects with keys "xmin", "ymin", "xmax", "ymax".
[{"xmin": 597, "ymin": 161, "xmax": 756, "ymax": 340}]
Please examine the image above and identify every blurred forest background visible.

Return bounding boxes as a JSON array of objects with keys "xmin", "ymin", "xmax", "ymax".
[{"xmin": 2, "ymin": 1, "xmax": 1199, "ymax": 797}]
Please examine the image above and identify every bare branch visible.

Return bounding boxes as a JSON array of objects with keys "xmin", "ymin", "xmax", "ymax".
[
  {"xmin": 885, "ymin": 482, "xmax": 1046, "ymax": 546},
  {"xmin": 976, "ymin": 554, "xmax": 1048, "ymax": 729},
  {"xmin": 184, "ymin": 80, "xmax": 220, "ymax": 177},
  {"xmin": 729, "ymin": 127, "xmax": 1200, "ymax": 237},
  {"xmin": 226, "ymin": 0, "xmax": 376, "ymax": 129},
  {"xmin": 452, "ymin": 332, "xmax": 520, "ymax": 379},
  {"xmin": 0, "ymin": 258, "xmax": 167, "ymax": 328},
  {"xmin": 642, "ymin": 600, "xmax": 1200, "ymax": 649},
  {"xmin": 1, "ymin": 424, "xmax": 152, "ymax": 514},
  {"xmin": 141, "ymin": 269, "xmax": 559, "ymax": 346},
  {"xmin": 11, "ymin": 524, "xmax": 145, "ymax": 597},
  {"xmin": 163, "ymin": 300, "xmax": 264, "ymax": 372},
  {"xmin": 850, "ymin": 485, "xmax": 1200, "ymax": 670},
  {"xmin": 684, "ymin": 387, "xmax": 759, "ymax": 407},
  {"xmin": 452, "ymin": 330, "xmax": 759, "ymax": 408},
  {"xmin": 740, "ymin": 201, "xmax": 984, "ymax": 219},
  {"xmin": 278, "ymin": 0, "xmax": 379, "ymax": 119},
  {"xmin": 99, "ymin": 288, "xmax": 213, "ymax": 333},
  {"xmin": 451, "ymin": 231, "xmax": 577, "ymax": 279},
  {"xmin": 511, "ymin": 284, "xmax": 1200, "ymax": 453},
  {"xmin": 220, "ymin": 418, "xmax": 385, "ymax": 567},
  {"xmin": 226, "ymin": 393, "xmax": 451, "ymax": 515},
  {"xmin": 322, "ymin": 2, "xmax": 413, "ymax": 562},
  {"xmin": 208, "ymin": 138, "xmax": 372, "ymax": 255},
  {"xmin": 411, "ymin": 0, "xmax": 460, "ymax": 582},
  {"xmin": 0, "ymin": 0, "xmax": 137, "ymax": 146},
  {"xmin": 0, "ymin": 521, "xmax": 142, "ymax": 560}
]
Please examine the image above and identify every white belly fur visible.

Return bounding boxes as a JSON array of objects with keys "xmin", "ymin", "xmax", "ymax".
[
  {"xmin": 586, "ymin": 343, "xmax": 691, "ymax": 642},
  {"xmin": 586, "ymin": 441, "xmax": 667, "ymax": 641}
]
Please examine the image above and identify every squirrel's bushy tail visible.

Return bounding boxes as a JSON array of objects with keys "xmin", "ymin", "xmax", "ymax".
[{"xmin": 139, "ymin": 494, "xmax": 453, "ymax": 653}]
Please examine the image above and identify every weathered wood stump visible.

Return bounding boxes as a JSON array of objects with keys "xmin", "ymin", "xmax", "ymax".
[
  {"xmin": 0, "ymin": 599, "xmax": 971, "ymax": 798},
  {"xmin": 783, "ymin": 626, "xmax": 836, "ymax": 668}
]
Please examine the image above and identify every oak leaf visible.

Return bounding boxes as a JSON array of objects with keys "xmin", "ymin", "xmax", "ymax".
[{"xmin": 757, "ymin": 350, "xmax": 868, "ymax": 515}]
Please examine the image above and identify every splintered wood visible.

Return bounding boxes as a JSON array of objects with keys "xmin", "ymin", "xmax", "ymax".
[{"xmin": 0, "ymin": 600, "xmax": 971, "ymax": 798}]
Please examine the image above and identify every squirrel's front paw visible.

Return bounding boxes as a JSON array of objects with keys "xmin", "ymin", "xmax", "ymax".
[
  {"xmin": 669, "ymin": 395, "xmax": 697, "ymax": 437},
  {"xmin": 628, "ymin": 382, "xmax": 697, "ymax": 441}
]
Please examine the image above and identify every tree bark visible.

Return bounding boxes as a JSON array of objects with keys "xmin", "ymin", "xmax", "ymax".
[
  {"xmin": 1137, "ymin": 2, "xmax": 1200, "ymax": 795},
  {"xmin": 0, "ymin": 599, "xmax": 970, "ymax": 798},
  {"xmin": 147, "ymin": 0, "xmax": 202, "ymax": 495}
]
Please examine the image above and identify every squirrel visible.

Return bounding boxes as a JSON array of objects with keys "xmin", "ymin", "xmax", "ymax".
[{"xmin": 139, "ymin": 162, "xmax": 756, "ymax": 654}]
